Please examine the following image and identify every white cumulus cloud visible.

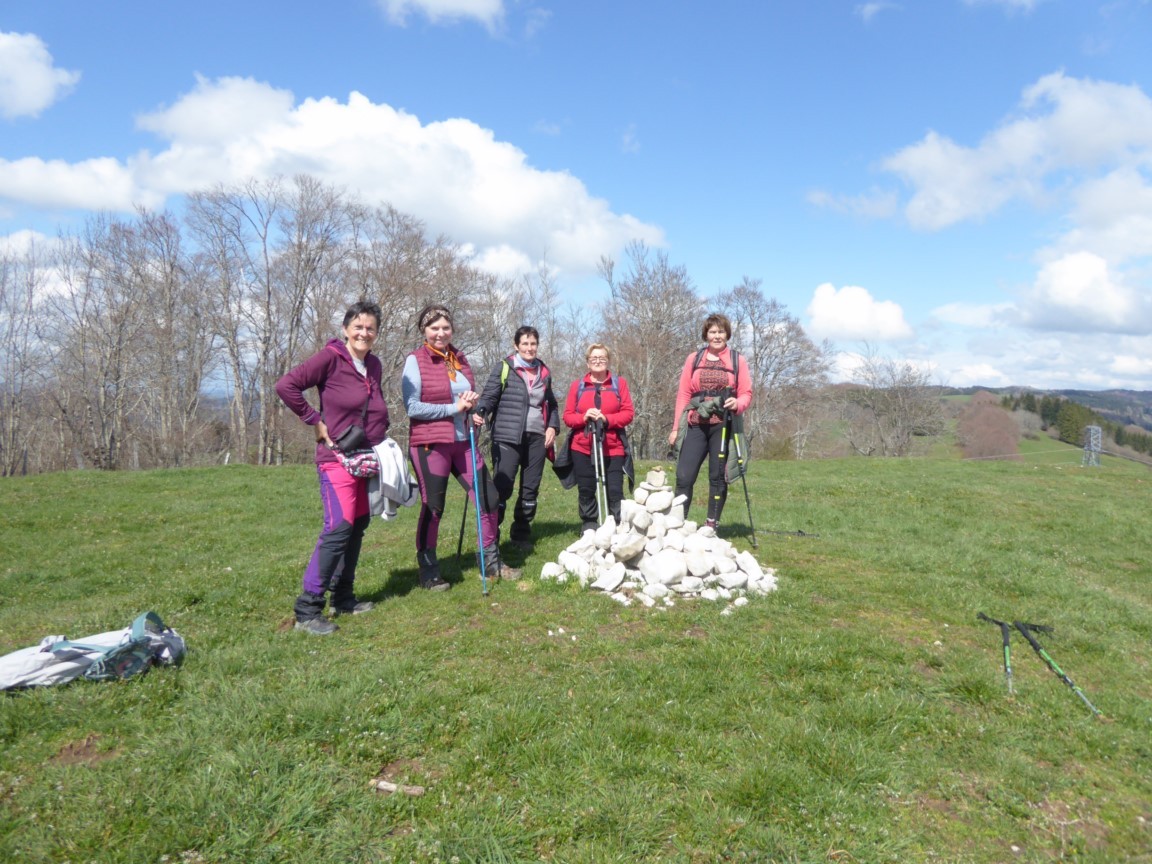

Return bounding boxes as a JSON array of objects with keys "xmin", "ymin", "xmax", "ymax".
[
  {"xmin": 376, "ymin": 0, "xmax": 504, "ymax": 28},
  {"xmin": 0, "ymin": 76, "xmax": 662, "ymax": 280},
  {"xmin": 1018, "ymin": 250, "xmax": 1152, "ymax": 333},
  {"xmin": 0, "ymin": 32, "xmax": 80, "ymax": 120},
  {"xmin": 806, "ymin": 282, "xmax": 915, "ymax": 342},
  {"xmin": 882, "ymin": 73, "xmax": 1152, "ymax": 231}
]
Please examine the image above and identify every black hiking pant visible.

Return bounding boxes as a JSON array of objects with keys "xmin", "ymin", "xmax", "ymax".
[
  {"xmin": 674, "ymin": 422, "xmax": 727, "ymax": 523},
  {"xmin": 493, "ymin": 432, "xmax": 547, "ymax": 542}
]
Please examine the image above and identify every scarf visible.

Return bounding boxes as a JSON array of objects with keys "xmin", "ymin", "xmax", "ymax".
[{"xmin": 425, "ymin": 343, "xmax": 463, "ymax": 382}]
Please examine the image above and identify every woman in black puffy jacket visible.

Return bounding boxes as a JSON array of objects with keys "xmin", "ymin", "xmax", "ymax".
[{"xmin": 475, "ymin": 326, "xmax": 560, "ymax": 550}]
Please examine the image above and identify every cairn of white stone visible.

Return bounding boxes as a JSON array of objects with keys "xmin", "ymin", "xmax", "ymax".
[{"xmin": 538, "ymin": 468, "xmax": 778, "ymax": 605}]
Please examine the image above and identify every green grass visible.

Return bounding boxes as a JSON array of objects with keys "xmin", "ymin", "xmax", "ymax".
[{"xmin": 2, "ymin": 453, "xmax": 1151, "ymax": 863}]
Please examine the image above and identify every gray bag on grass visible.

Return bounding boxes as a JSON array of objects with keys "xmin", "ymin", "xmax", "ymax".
[{"xmin": 0, "ymin": 611, "xmax": 185, "ymax": 691}]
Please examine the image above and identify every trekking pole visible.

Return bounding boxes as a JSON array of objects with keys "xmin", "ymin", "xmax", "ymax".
[
  {"xmin": 976, "ymin": 612, "xmax": 1014, "ymax": 694},
  {"xmin": 588, "ymin": 421, "xmax": 608, "ymax": 524},
  {"xmin": 726, "ymin": 413, "xmax": 758, "ymax": 549},
  {"xmin": 467, "ymin": 422, "xmax": 489, "ymax": 597},
  {"xmin": 1013, "ymin": 621, "xmax": 1102, "ymax": 718},
  {"xmin": 595, "ymin": 425, "xmax": 609, "ymax": 523},
  {"xmin": 455, "ymin": 493, "xmax": 468, "ymax": 573}
]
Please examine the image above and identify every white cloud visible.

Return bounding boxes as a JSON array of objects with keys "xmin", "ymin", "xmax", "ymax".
[
  {"xmin": 0, "ymin": 228, "xmax": 56, "ymax": 257},
  {"xmin": 930, "ymin": 301, "xmax": 1014, "ymax": 328},
  {"xmin": 0, "ymin": 77, "xmax": 662, "ymax": 280},
  {"xmin": 1018, "ymin": 250, "xmax": 1152, "ymax": 333},
  {"xmin": 855, "ymin": 3, "xmax": 898, "ymax": 23},
  {"xmin": 962, "ymin": 0, "xmax": 1045, "ymax": 11},
  {"xmin": 0, "ymin": 32, "xmax": 80, "ymax": 120},
  {"xmin": 376, "ymin": 0, "xmax": 504, "ymax": 28},
  {"xmin": 621, "ymin": 123, "xmax": 640, "ymax": 154},
  {"xmin": 807, "ymin": 187, "xmax": 899, "ymax": 219},
  {"xmin": 806, "ymin": 282, "xmax": 915, "ymax": 341},
  {"xmin": 882, "ymin": 73, "xmax": 1152, "ymax": 231}
]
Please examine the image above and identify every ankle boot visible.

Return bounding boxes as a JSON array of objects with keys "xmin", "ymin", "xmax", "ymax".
[
  {"xmin": 480, "ymin": 543, "xmax": 521, "ymax": 580},
  {"xmin": 417, "ymin": 549, "xmax": 449, "ymax": 591}
]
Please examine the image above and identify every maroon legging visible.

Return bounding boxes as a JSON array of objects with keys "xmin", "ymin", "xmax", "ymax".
[{"xmin": 409, "ymin": 440, "xmax": 499, "ymax": 551}]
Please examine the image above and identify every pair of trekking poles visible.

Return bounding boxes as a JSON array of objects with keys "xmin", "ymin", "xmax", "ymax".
[
  {"xmin": 453, "ymin": 421, "xmax": 490, "ymax": 596},
  {"xmin": 976, "ymin": 613, "xmax": 1102, "ymax": 718},
  {"xmin": 716, "ymin": 410, "xmax": 759, "ymax": 548}
]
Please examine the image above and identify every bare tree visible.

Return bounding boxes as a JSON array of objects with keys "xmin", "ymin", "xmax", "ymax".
[
  {"xmin": 717, "ymin": 277, "xmax": 831, "ymax": 458},
  {"xmin": 837, "ymin": 346, "xmax": 945, "ymax": 457},
  {"xmin": 0, "ymin": 243, "xmax": 48, "ymax": 475},
  {"xmin": 598, "ymin": 242, "xmax": 703, "ymax": 458},
  {"xmin": 43, "ymin": 216, "xmax": 151, "ymax": 469},
  {"xmin": 123, "ymin": 209, "xmax": 218, "ymax": 467}
]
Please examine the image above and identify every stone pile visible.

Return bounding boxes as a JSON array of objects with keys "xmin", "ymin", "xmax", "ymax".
[{"xmin": 539, "ymin": 468, "xmax": 778, "ymax": 607}]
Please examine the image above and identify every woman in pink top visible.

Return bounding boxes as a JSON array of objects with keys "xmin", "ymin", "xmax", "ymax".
[{"xmin": 667, "ymin": 313, "xmax": 753, "ymax": 527}]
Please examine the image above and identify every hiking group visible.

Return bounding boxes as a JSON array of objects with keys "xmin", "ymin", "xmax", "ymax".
[{"xmin": 276, "ymin": 303, "xmax": 752, "ymax": 634}]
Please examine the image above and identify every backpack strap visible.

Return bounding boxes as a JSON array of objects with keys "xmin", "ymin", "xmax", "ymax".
[{"xmin": 692, "ymin": 347, "xmax": 740, "ymax": 393}]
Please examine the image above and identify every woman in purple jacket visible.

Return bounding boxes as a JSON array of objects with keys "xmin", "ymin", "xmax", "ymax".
[{"xmin": 276, "ymin": 301, "xmax": 390, "ymax": 635}]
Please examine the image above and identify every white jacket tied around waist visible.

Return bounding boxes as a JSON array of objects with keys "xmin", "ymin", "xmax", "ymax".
[{"xmin": 368, "ymin": 437, "xmax": 419, "ymax": 520}]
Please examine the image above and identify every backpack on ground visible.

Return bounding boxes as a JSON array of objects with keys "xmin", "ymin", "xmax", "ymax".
[{"xmin": 0, "ymin": 611, "xmax": 186, "ymax": 691}]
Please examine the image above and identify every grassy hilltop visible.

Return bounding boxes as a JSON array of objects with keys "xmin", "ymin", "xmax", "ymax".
[{"xmin": 2, "ymin": 445, "xmax": 1151, "ymax": 863}]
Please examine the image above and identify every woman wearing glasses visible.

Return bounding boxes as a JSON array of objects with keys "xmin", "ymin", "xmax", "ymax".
[{"xmin": 561, "ymin": 343, "xmax": 635, "ymax": 533}]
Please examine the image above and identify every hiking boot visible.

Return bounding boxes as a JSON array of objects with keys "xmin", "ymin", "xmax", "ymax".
[
  {"xmin": 510, "ymin": 537, "xmax": 534, "ymax": 552},
  {"xmin": 295, "ymin": 617, "xmax": 338, "ymax": 636},
  {"xmin": 417, "ymin": 550, "xmax": 450, "ymax": 592},
  {"xmin": 332, "ymin": 600, "xmax": 375, "ymax": 616},
  {"xmin": 481, "ymin": 544, "xmax": 521, "ymax": 580}
]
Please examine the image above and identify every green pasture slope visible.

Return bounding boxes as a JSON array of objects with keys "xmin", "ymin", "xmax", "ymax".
[{"xmin": 2, "ymin": 450, "xmax": 1151, "ymax": 863}]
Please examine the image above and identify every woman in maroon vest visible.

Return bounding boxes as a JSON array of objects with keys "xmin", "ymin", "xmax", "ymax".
[{"xmin": 402, "ymin": 304, "xmax": 520, "ymax": 590}]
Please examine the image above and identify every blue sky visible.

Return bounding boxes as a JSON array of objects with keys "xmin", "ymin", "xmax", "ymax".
[{"xmin": 2, "ymin": 0, "xmax": 1151, "ymax": 389}]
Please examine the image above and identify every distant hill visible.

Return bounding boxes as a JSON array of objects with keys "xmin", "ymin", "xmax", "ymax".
[{"xmin": 944, "ymin": 386, "xmax": 1152, "ymax": 432}]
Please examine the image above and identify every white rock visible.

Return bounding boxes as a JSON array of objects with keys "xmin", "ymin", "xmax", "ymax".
[
  {"xmin": 683, "ymin": 520, "xmax": 698, "ymax": 533},
  {"xmin": 639, "ymin": 549, "xmax": 688, "ymax": 586},
  {"xmin": 631, "ymin": 509, "xmax": 652, "ymax": 532},
  {"xmin": 679, "ymin": 575, "xmax": 705, "ymax": 593},
  {"xmin": 610, "ymin": 592, "xmax": 632, "ymax": 606},
  {"xmin": 591, "ymin": 563, "xmax": 627, "ymax": 592},
  {"xmin": 663, "ymin": 532, "xmax": 684, "ymax": 552},
  {"xmin": 683, "ymin": 534, "xmax": 712, "ymax": 555},
  {"xmin": 717, "ymin": 586, "xmax": 732, "ymax": 599},
  {"xmin": 735, "ymin": 551, "xmax": 763, "ymax": 580},
  {"xmin": 685, "ymin": 552, "xmax": 713, "ymax": 577},
  {"xmin": 700, "ymin": 588, "xmax": 720, "ymax": 601},
  {"xmin": 714, "ymin": 556, "xmax": 738, "ymax": 574},
  {"xmin": 649, "ymin": 512, "xmax": 667, "ymax": 536},
  {"xmin": 644, "ymin": 536, "xmax": 664, "ymax": 556},
  {"xmin": 646, "ymin": 468, "xmax": 666, "ymax": 486},
  {"xmin": 636, "ymin": 592, "xmax": 657, "ymax": 607},
  {"xmin": 645, "ymin": 489, "xmax": 675, "ymax": 513},
  {"xmin": 594, "ymin": 520, "xmax": 617, "ymax": 550},
  {"xmin": 619, "ymin": 499, "xmax": 639, "ymax": 525},
  {"xmin": 697, "ymin": 524, "xmax": 717, "ymax": 538},
  {"xmin": 610, "ymin": 532, "xmax": 647, "ymax": 562},
  {"xmin": 665, "ymin": 509, "xmax": 685, "ymax": 530},
  {"xmin": 567, "ymin": 533, "xmax": 595, "ymax": 555},
  {"xmin": 717, "ymin": 570, "xmax": 747, "ymax": 590},
  {"xmin": 540, "ymin": 561, "xmax": 566, "ymax": 580},
  {"xmin": 634, "ymin": 486, "xmax": 650, "ymax": 505},
  {"xmin": 642, "ymin": 583, "xmax": 671, "ymax": 599},
  {"xmin": 672, "ymin": 494, "xmax": 688, "ymax": 510},
  {"xmin": 558, "ymin": 551, "xmax": 592, "ymax": 580},
  {"xmin": 733, "ymin": 596, "xmax": 750, "ymax": 607}
]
